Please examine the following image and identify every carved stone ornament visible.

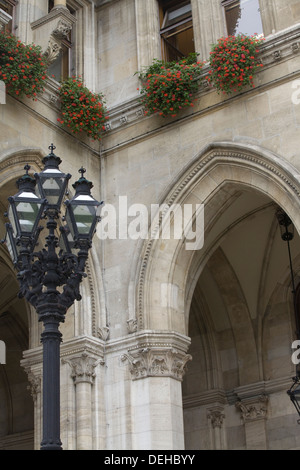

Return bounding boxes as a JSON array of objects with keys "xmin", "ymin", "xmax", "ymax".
[
  {"xmin": 44, "ymin": 36, "xmax": 61, "ymax": 65},
  {"xmin": 207, "ymin": 408, "xmax": 225, "ymax": 429},
  {"xmin": 63, "ymin": 352, "xmax": 104, "ymax": 385},
  {"xmin": 121, "ymin": 347, "xmax": 192, "ymax": 381},
  {"xmin": 52, "ymin": 19, "xmax": 72, "ymax": 40},
  {"xmin": 236, "ymin": 395, "xmax": 269, "ymax": 422},
  {"xmin": 127, "ymin": 318, "xmax": 138, "ymax": 334},
  {"xmin": 27, "ymin": 372, "xmax": 41, "ymax": 402},
  {"xmin": 97, "ymin": 326, "xmax": 110, "ymax": 341}
]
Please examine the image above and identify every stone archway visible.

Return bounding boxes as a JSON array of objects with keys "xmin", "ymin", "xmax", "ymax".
[
  {"xmin": 0, "ymin": 150, "xmax": 44, "ymax": 450},
  {"xmin": 134, "ymin": 142, "xmax": 300, "ymax": 450},
  {"xmin": 135, "ymin": 142, "xmax": 300, "ymax": 335}
]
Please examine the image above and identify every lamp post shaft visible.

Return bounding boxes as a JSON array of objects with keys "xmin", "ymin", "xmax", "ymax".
[{"xmin": 40, "ymin": 315, "xmax": 63, "ymax": 450}]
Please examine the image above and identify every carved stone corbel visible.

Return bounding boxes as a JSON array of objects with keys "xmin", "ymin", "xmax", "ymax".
[
  {"xmin": 52, "ymin": 19, "xmax": 72, "ymax": 40},
  {"xmin": 31, "ymin": 7, "xmax": 76, "ymax": 59},
  {"xmin": 235, "ymin": 394, "xmax": 269, "ymax": 422}
]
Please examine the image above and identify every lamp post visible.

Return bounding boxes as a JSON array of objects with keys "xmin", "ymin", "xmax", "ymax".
[
  {"xmin": 2, "ymin": 144, "xmax": 101, "ymax": 450},
  {"xmin": 276, "ymin": 208, "xmax": 300, "ymax": 423}
]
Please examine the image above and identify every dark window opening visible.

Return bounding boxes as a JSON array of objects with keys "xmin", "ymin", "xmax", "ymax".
[
  {"xmin": 159, "ymin": 0, "xmax": 195, "ymax": 62},
  {"xmin": 48, "ymin": 1, "xmax": 54, "ymax": 13}
]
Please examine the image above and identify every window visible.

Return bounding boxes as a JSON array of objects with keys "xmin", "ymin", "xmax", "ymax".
[
  {"xmin": 159, "ymin": 0, "xmax": 195, "ymax": 62},
  {"xmin": 47, "ymin": 5, "xmax": 75, "ymax": 82},
  {"xmin": 48, "ymin": 34, "xmax": 72, "ymax": 82},
  {"xmin": 0, "ymin": 0, "xmax": 16, "ymax": 32},
  {"xmin": 222, "ymin": 0, "xmax": 263, "ymax": 37}
]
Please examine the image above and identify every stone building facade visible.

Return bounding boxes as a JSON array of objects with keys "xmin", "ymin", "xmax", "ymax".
[{"xmin": 0, "ymin": 0, "xmax": 300, "ymax": 450}]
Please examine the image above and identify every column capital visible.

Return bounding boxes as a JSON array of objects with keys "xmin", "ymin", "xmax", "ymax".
[
  {"xmin": 121, "ymin": 347, "xmax": 192, "ymax": 381},
  {"xmin": 63, "ymin": 351, "xmax": 104, "ymax": 385},
  {"xmin": 207, "ymin": 406, "xmax": 225, "ymax": 429}
]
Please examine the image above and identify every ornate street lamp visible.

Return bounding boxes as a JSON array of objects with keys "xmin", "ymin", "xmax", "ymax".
[
  {"xmin": 1, "ymin": 145, "xmax": 101, "ymax": 450},
  {"xmin": 276, "ymin": 208, "xmax": 300, "ymax": 423}
]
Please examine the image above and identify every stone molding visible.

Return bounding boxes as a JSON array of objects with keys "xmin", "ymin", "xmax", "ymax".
[
  {"xmin": 60, "ymin": 335, "xmax": 105, "ymax": 361},
  {"xmin": 183, "ymin": 389, "xmax": 227, "ymax": 409},
  {"xmin": 31, "ymin": 6, "xmax": 75, "ymax": 32},
  {"xmin": 260, "ymin": 24, "xmax": 300, "ymax": 68}
]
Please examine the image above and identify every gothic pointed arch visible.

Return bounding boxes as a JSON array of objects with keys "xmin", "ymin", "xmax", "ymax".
[{"xmin": 135, "ymin": 142, "xmax": 300, "ymax": 336}]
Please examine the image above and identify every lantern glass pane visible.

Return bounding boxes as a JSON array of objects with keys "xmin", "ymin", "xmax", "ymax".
[
  {"xmin": 73, "ymin": 204, "xmax": 96, "ymax": 234},
  {"xmin": 16, "ymin": 201, "xmax": 41, "ymax": 233},
  {"xmin": 40, "ymin": 170, "xmax": 66, "ymax": 206}
]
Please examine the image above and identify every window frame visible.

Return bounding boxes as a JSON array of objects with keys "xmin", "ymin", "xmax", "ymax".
[
  {"xmin": 159, "ymin": 0, "xmax": 195, "ymax": 62},
  {"xmin": 0, "ymin": 0, "xmax": 16, "ymax": 32}
]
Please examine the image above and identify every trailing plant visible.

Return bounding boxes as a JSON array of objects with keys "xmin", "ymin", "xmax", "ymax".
[
  {"xmin": 207, "ymin": 34, "xmax": 264, "ymax": 95},
  {"xmin": 58, "ymin": 76, "xmax": 109, "ymax": 141},
  {"xmin": 137, "ymin": 53, "xmax": 204, "ymax": 117},
  {"xmin": 0, "ymin": 30, "xmax": 48, "ymax": 99}
]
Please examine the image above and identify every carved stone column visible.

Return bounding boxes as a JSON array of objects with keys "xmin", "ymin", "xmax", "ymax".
[
  {"xmin": 21, "ymin": 346, "xmax": 43, "ymax": 451},
  {"xmin": 121, "ymin": 332, "xmax": 191, "ymax": 449},
  {"xmin": 63, "ymin": 352, "xmax": 103, "ymax": 450},
  {"xmin": 135, "ymin": 0, "xmax": 161, "ymax": 69},
  {"xmin": 236, "ymin": 395, "xmax": 269, "ymax": 450},
  {"xmin": 207, "ymin": 406, "xmax": 226, "ymax": 450}
]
